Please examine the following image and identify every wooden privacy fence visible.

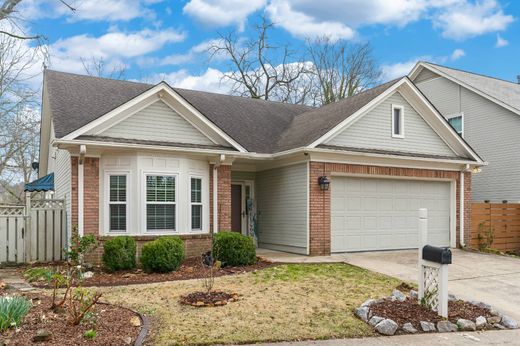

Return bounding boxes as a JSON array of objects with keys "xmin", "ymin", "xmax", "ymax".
[
  {"xmin": 0, "ymin": 198, "xmax": 67, "ymax": 264},
  {"xmin": 470, "ymin": 202, "xmax": 520, "ymax": 252}
]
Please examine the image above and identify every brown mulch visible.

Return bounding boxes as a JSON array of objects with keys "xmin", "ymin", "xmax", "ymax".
[
  {"xmin": 27, "ymin": 258, "xmax": 274, "ymax": 288},
  {"xmin": 179, "ymin": 291, "xmax": 239, "ymax": 307},
  {"xmin": 2, "ymin": 293, "xmax": 140, "ymax": 345},
  {"xmin": 369, "ymin": 297, "xmax": 494, "ymax": 330}
]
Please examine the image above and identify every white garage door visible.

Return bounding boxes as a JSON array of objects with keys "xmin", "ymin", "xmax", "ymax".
[{"xmin": 331, "ymin": 176, "xmax": 451, "ymax": 252}]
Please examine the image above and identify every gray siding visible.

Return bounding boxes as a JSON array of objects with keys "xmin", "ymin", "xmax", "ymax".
[
  {"xmin": 415, "ymin": 68, "xmax": 440, "ymax": 83},
  {"xmin": 100, "ymin": 100, "xmax": 214, "ymax": 145},
  {"xmin": 326, "ymin": 91, "xmax": 457, "ymax": 157},
  {"xmin": 54, "ymin": 148, "xmax": 71, "ymax": 235},
  {"xmin": 256, "ymin": 163, "xmax": 308, "ymax": 254},
  {"xmin": 417, "ymin": 75, "xmax": 520, "ymax": 202}
]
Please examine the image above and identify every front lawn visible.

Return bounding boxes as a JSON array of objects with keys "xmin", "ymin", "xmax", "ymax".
[{"xmin": 101, "ymin": 263, "xmax": 401, "ymax": 345}]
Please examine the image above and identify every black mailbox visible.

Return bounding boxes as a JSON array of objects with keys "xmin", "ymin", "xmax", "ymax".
[{"xmin": 422, "ymin": 245, "xmax": 452, "ymax": 264}]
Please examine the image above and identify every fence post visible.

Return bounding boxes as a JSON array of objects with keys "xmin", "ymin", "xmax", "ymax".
[
  {"xmin": 418, "ymin": 208, "xmax": 428, "ymax": 301},
  {"xmin": 24, "ymin": 191, "xmax": 32, "ymax": 262}
]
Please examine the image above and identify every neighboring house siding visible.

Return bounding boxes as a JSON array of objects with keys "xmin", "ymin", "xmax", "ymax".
[
  {"xmin": 416, "ymin": 76, "xmax": 461, "ymax": 116},
  {"xmin": 417, "ymin": 75, "xmax": 520, "ymax": 202},
  {"xmin": 325, "ymin": 91, "xmax": 457, "ymax": 157},
  {"xmin": 100, "ymin": 100, "xmax": 214, "ymax": 145},
  {"xmin": 414, "ymin": 68, "xmax": 440, "ymax": 84},
  {"xmin": 54, "ymin": 149, "xmax": 72, "ymax": 235},
  {"xmin": 256, "ymin": 163, "xmax": 308, "ymax": 254}
]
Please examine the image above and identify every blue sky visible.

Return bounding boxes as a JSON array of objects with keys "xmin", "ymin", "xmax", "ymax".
[{"xmin": 21, "ymin": 0, "xmax": 520, "ymax": 93}]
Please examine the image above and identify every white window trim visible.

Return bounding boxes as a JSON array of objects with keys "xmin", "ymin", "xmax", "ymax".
[
  {"xmin": 104, "ymin": 171, "xmax": 131, "ymax": 234},
  {"xmin": 447, "ymin": 112, "xmax": 464, "ymax": 137},
  {"xmin": 142, "ymin": 172, "xmax": 178, "ymax": 234},
  {"xmin": 189, "ymin": 175, "xmax": 204, "ymax": 231},
  {"xmin": 391, "ymin": 104, "xmax": 405, "ymax": 138}
]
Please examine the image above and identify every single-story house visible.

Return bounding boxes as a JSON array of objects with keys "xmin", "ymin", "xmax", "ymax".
[
  {"xmin": 38, "ymin": 70, "xmax": 484, "ymax": 261},
  {"xmin": 410, "ymin": 62, "xmax": 520, "ymax": 203}
]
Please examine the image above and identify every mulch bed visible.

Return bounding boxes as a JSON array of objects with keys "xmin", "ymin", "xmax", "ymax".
[
  {"xmin": 26, "ymin": 257, "xmax": 274, "ymax": 288},
  {"xmin": 369, "ymin": 297, "xmax": 493, "ymax": 331},
  {"xmin": 179, "ymin": 291, "xmax": 239, "ymax": 307},
  {"xmin": 2, "ymin": 293, "xmax": 141, "ymax": 345}
]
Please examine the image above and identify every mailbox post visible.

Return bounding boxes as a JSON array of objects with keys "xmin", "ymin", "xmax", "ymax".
[{"xmin": 418, "ymin": 208, "xmax": 451, "ymax": 318}]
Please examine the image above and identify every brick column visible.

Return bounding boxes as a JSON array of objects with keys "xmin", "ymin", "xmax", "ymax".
[
  {"xmin": 71, "ymin": 157, "xmax": 99, "ymax": 236},
  {"xmin": 309, "ymin": 162, "xmax": 331, "ymax": 255},
  {"xmin": 217, "ymin": 165, "xmax": 232, "ymax": 231}
]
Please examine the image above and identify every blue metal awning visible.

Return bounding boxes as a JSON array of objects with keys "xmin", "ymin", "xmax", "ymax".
[{"xmin": 24, "ymin": 173, "xmax": 54, "ymax": 192}]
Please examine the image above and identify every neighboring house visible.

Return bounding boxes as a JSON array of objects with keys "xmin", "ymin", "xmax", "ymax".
[
  {"xmin": 410, "ymin": 62, "xmax": 520, "ymax": 203},
  {"xmin": 38, "ymin": 70, "xmax": 483, "ymax": 261}
]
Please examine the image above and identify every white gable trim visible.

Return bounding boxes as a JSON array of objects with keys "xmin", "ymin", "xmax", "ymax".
[
  {"xmin": 308, "ymin": 78, "xmax": 483, "ymax": 164},
  {"xmin": 410, "ymin": 62, "xmax": 520, "ymax": 117},
  {"xmin": 62, "ymin": 83, "xmax": 247, "ymax": 153}
]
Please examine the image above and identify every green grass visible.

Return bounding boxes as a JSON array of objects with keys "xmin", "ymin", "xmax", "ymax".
[{"xmin": 100, "ymin": 263, "xmax": 401, "ymax": 345}]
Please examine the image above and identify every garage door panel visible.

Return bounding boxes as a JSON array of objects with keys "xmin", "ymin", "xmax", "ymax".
[{"xmin": 331, "ymin": 177, "xmax": 451, "ymax": 252}]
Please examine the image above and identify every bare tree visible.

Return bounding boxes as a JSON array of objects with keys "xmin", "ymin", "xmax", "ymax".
[
  {"xmin": 307, "ymin": 37, "xmax": 380, "ymax": 105},
  {"xmin": 208, "ymin": 17, "xmax": 313, "ymax": 105},
  {"xmin": 81, "ymin": 56, "xmax": 127, "ymax": 80},
  {"xmin": 0, "ymin": 32, "xmax": 43, "ymax": 203}
]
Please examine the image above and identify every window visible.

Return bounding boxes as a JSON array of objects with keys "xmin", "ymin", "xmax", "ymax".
[
  {"xmin": 448, "ymin": 114, "xmax": 463, "ymax": 136},
  {"xmin": 108, "ymin": 175, "xmax": 127, "ymax": 232},
  {"xmin": 146, "ymin": 175, "xmax": 176, "ymax": 231},
  {"xmin": 391, "ymin": 105, "xmax": 404, "ymax": 138},
  {"xmin": 190, "ymin": 178, "xmax": 203, "ymax": 230}
]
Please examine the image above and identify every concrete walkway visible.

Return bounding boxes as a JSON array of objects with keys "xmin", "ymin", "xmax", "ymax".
[
  {"xmin": 0, "ymin": 267, "xmax": 34, "ymax": 292},
  {"xmin": 248, "ymin": 330, "xmax": 520, "ymax": 346}
]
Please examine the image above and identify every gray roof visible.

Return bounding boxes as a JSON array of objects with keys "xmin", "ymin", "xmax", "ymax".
[
  {"xmin": 422, "ymin": 62, "xmax": 520, "ymax": 113},
  {"xmin": 44, "ymin": 70, "xmax": 398, "ymax": 153}
]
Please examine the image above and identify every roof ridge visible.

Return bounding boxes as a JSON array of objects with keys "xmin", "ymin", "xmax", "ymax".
[
  {"xmin": 45, "ymin": 69, "xmax": 154, "ymax": 86},
  {"xmin": 423, "ymin": 62, "xmax": 520, "ymax": 87}
]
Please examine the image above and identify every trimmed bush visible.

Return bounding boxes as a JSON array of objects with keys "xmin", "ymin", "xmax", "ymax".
[
  {"xmin": 213, "ymin": 232, "xmax": 256, "ymax": 266},
  {"xmin": 102, "ymin": 236, "xmax": 136, "ymax": 272},
  {"xmin": 140, "ymin": 236, "xmax": 185, "ymax": 273}
]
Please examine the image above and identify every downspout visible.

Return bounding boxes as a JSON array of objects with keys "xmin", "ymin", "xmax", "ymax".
[
  {"xmin": 78, "ymin": 145, "xmax": 86, "ymax": 237},
  {"xmin": 459, "ymin": 164, "xmax": 470, "ymax": 247}
]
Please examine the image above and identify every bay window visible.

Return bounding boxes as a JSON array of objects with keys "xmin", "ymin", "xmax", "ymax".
[
  {"xmin": 107, "ymin": 174, "xmax": 128, "ymax": 232},
  {"xmin": 190, "ymin": 177, "xmax": 203, "ymax": 230}
]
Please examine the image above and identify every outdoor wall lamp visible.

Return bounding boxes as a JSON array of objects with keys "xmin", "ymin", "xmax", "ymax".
[{"xmin": 318, "ymin": 176, "xmax": 330, "ymax": 191}]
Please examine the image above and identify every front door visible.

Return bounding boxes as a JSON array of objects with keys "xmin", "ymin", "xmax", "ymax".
[{"xmin": 231, "ymin": 184, "xmax": 242, "ymax": 233}]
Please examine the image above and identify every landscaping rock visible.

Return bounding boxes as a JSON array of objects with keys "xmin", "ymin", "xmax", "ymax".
[
  {"xmin": 369, "ymin": 316, "xmax": 384, "ymax": 327},
  {"xmin": 83, "ymin": 271, "xmax": 94, "ymax": 279},
  {"xmin": 375, "ymin": 319, "xmax": 398, "ymax": 336},
  {"xmin": 391, "ymin": 289, "xmax": 406, "ymax": 302},
  {"xmin": 494, "ymin": 323, "xmax": 507, "ymax": 330},
  {"xmin": 501, "ymin": 315, "xmax": 518, "ymax": 329},
  {"xmin": 489, "ymin": 308, "xmax": 502, "ymax": 317},
  {"xmin": 420, "ymin": 321, "xmax": 436, "ymax": 332},
  {"xmin": 130, "ymin": 316, "xmax": 141, "ymax": 327},
  {"xmin": 355, "ymin": 306, "xmax": 369, "ymax": 322},
  {"xmin": 437, "ymin": 320, "xmax": 458, "ymax": 333},
  {"xmin": 410, "ymin": 290, "xmax": 418, "ymax": 299},
  {"xmin": 448, "ymin": 294, "xmax": 458, "ymax": 301},
  {"xmin": 488, "ymin": 316, "xmax": 502, "ymax": 324},
  {"xmin": 457, "ymin": 319, "xmax": 476, "ymax": 331},
  {"xmin": 475, "ymin": 316, "xmax": 487, "ymax": 329},
  {"xmin": 402, "ymin": 322, "xmax": 418, "ymax": 334},
  {"xmin": 361, "ymin": 299, "xmax": 377, "ymax": 307},
  {"xmin": 32, "ymin": 330, "xmax": 52, "ymax": 342},
  {"xmin": 469, "ymin": 300, "xmax": 491, "ymax": 310},
  {"xmin": 124, "ymin": 336, "xmax": 132, "ymax": 345}
]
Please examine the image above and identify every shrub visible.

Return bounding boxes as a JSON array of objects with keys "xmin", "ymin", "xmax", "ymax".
[
  {"xmin": 84, "ymin": 329, "xmax": 97, "ymax": 339},
  {"xmin": 0, "ymin": 296, "xmax": 32, "ymax": 332},
  {"xmin": 140, "ymin": 236, "xmax": 185, "ymax": 273},
  {"xmin": 213, "ymin": 232, "xmax": 256, "ymax": 266},
  {"xmin": 102, "ymin": 236, "xmax": 136, "ymax": 272}
]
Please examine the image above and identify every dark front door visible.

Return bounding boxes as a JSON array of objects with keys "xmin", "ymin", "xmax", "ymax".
[{"xmin": 231, "ymin": 184, "xmax": 242, "ymax": 233}]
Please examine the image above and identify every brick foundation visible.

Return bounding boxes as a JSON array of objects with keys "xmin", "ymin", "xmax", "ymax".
[
  {"xmin": 309, "ymin": 162, "xmax": 472, "ymax": 256},
  {"xmin": 84, "ymin": 234, "xmax": 212, "ymax": 265}
]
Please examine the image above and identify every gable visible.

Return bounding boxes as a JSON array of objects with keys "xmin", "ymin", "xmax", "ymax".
[
  {"xmin": 97, "ymin": 100, "xmax": 214, "ymax": 146},
  {"xmin": 414, "ymin": 68, "xmax": 440, "ymax": 84},
  {"xmin": 325, "ymin": 91, "xmax": 458, "ymax": 157},
  {"xmin": 415, "ymin": 75, "xmax": 461, "ymax": 117}
]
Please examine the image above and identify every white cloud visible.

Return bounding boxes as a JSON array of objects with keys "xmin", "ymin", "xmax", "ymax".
[
  {"xmin": 19, "ymin": 0, "xmax": 155, "ymax": 22},
  {"xmin": 381, "ymin": 57, "xmax": 430, "ymax": 81},
  {"xmin": 148, "ymin": 68, "xmax": 232, "ymax": 94},
  {"xmin": 48, "ymin": 28, "xmax": 185, "ymax": 73},
  {"xmin": 434, "ymin": 0, "xmax": 514, "ymax": 40},
  {"xmin": 450, "ymin": 48, "xmax": 465, "ymax": 60},
  {"xmin": 495, "ymin": 34, "xmax": 509, "ymax": 47},
  {"xmin": 183, "ymin": 0, "xmax": 266, "ymax": 30},
  {"xmin": 159, "ymin": 38, "xmax": 224, "ymax": 66}
]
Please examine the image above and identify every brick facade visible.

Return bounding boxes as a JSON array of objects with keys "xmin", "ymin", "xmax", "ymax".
[
  {"xmin": 309, "ymin": 162, "xmax": 472, "ymax": 256},
  {"xmin": 217, "ymin": 165, "xmax": 232, "ymax": 231}
]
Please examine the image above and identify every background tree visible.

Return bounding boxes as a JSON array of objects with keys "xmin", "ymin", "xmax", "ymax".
[
  {"xmin": 81, "ymin": 56, "xmax": 127, "ymax": 80},
  {"xmin": 307, "ymin": 36, "xmax": 380, "ymax": 105}
]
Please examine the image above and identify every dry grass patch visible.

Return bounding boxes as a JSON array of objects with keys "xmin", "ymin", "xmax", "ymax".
[{"xmin": 100, "ymin": 263, "xmax": 401, "ymax": 345}]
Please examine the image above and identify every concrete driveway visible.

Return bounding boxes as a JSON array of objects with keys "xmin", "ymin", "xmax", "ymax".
[{"xmin": 344, "ymin": 249, "xmax": 520, "ymax": 320}]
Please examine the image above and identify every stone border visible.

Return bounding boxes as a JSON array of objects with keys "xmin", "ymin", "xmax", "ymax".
[
  {"xmin": 355, "ymin": 289, "xmax": 519, "ymax": 336},
  {"xmin": 98, "ymin": 302, "xmax": 150, "ymax": 346}
]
